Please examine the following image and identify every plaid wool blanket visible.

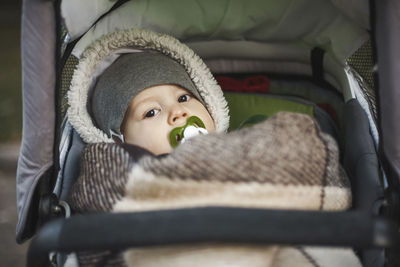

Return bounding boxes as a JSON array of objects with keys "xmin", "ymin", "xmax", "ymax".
[{"xmin": 69, "ymin": 112, "xmax": 360, "ymax": 267}]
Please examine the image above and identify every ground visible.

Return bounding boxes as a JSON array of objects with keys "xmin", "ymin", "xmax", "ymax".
[
  {"xmin": 0, "ymin": 2, "xmax": 27, "ymax": 265},
  {"xmin": 0, "ymin": 143, "xmax": 28, "ymax": 266}
]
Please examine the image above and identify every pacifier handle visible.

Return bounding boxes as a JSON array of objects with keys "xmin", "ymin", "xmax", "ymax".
[{"xmin": 169, "ymin": 116, "xmax": 206, "ymax": 148}]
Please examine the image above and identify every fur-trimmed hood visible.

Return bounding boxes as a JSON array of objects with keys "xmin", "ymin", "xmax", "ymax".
[{"xmin": 67, "ymin": 28, "xmax": 229, "ymax": 143}]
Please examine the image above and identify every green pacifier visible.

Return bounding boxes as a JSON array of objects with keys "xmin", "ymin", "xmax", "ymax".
[{"xmin": 169, "ymin": 116, "xmax": 208, "ymax": 148}]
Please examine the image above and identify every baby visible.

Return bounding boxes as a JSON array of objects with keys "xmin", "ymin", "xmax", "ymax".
[
  {"xmin": 90, "ymin": 52, "xmax": 217, "ymax": 155},
  {"xmin": 66, "ymin": 30, "xmax": 231, "ymax": 266}
]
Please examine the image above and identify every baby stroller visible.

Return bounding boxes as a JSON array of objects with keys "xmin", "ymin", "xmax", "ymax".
[{"xmin": 17, "ymin": 0, "xmax": 400, "ymax": 266}]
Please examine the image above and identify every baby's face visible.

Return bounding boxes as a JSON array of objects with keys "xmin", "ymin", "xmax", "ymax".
[{"xmin": 121, "ymin": 84, "xmax": 215, "ymax": 155}]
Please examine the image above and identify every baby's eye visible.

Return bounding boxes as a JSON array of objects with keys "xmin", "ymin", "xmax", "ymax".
[
  {"xmin": 178, "ymin": 94, "xmax": 191, "ymax": 103},
  {"xmin": 144, "ymin": 109, "xmax": 160, "ymax": 118}
]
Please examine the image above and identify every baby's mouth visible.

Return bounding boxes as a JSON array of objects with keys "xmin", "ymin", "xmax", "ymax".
[{"xmin": 169, "ymin": 116, "xmax": 209, "ymax": 148}]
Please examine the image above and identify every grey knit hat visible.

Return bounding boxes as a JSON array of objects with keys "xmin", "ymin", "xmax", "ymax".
[{"xmin": 90, "ymin": 52, "xmax": 204, "ymax": 137}]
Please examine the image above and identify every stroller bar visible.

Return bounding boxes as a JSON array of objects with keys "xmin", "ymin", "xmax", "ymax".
[{"xmin": 27, "ymin": 207, "xmax": 397, "ymax": 267}]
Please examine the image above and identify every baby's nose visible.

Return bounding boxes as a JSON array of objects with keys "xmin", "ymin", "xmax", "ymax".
[{"xmin": 169, "ymin": 107, "xmax": 188, "ymax": 125}]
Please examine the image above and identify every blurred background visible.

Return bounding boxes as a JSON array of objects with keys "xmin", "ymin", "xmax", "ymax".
[{"xmin": 0, "ymin": 0, "xmax": 29, "ymax": 266}]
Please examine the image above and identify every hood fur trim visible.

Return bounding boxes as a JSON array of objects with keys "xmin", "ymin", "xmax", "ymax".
[{"xmin": 67, "ymin": 28, "xmax": 229, "ymax": 143}]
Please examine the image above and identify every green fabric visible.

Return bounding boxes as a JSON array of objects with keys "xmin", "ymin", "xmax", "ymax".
[
  {"xmin": 224, "ymin": 92, "xmax": 314, "ymax": 131},
  {"xmin": 238, "ymin": 114, "xmax": 269, "ymax": 129}
]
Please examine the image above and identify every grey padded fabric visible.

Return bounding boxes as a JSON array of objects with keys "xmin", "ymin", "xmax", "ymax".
[
  {"xmin": 59, "ymin": 130, "xmax": 86, "ymax": 202},
  {"xmin": 16, "ymin": 0, "xmax": 57, "ymax": 243},
  {"xmin": 342, "ymin": 100, "xmax": 385, "ymax": 267},
  {"xmin": 343, "ymin": 99, "xmax": 383, "ymax": 211}
]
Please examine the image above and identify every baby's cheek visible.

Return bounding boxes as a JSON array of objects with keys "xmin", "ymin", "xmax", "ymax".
[
  {"xmin": 203, "ymin": 111, "xmax": 215, "ymax": 132},
  {"xmin": 145, "ymin": 127, "xmax": 173, "ymax": 155},
  {"xmin": 151, "ymin": 139, "xmax": 173, "ymax": 155},
  {"xmin": 205, "ymin": 115, "xmax": 216, "ymax": 133}
]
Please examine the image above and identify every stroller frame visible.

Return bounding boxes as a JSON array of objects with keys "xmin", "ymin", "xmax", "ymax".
[{"xmin": 18, "ymin": 0, "xmax": 400, "ymax": 266}]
